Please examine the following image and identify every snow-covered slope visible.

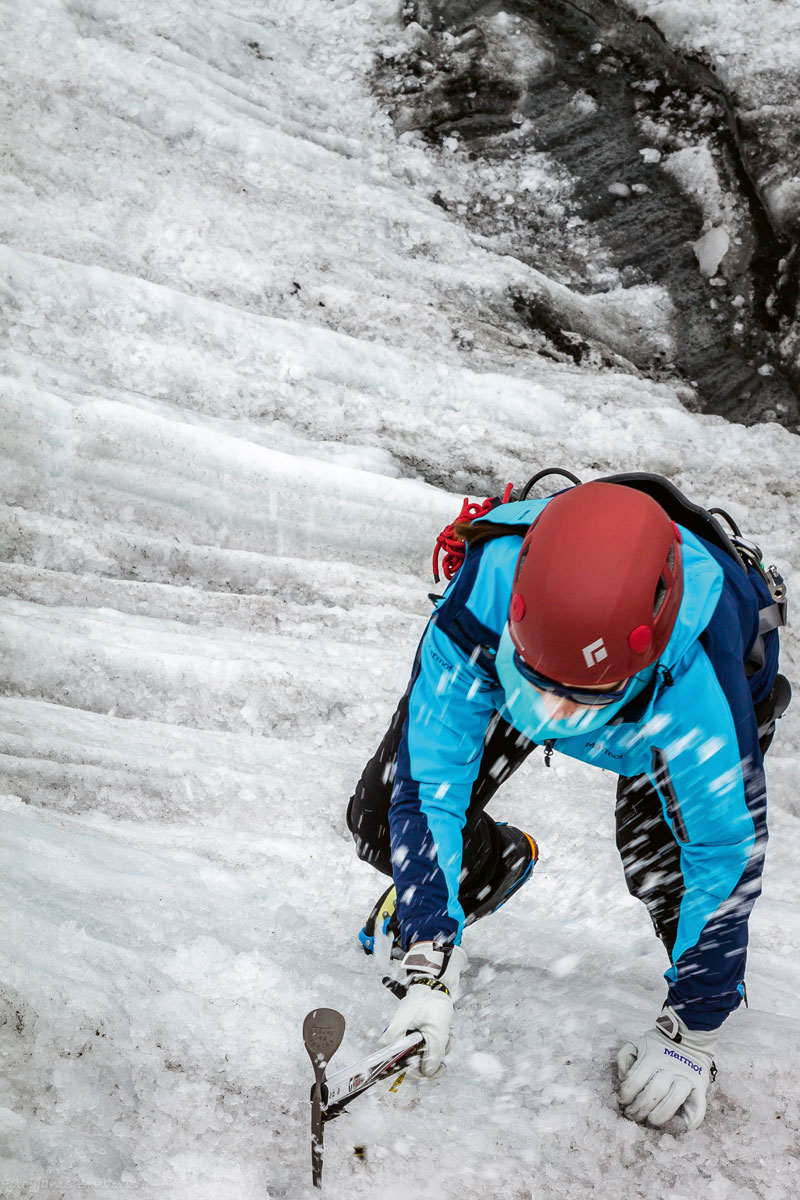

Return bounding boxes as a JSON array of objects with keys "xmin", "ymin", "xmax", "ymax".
[{"xmin": 2, "ymin": 2, "xmax": 800, "ymax": 1197}]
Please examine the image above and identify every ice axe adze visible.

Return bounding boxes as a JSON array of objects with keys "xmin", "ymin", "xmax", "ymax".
[{"xmin": 302, "ymin": 1008, "xmax": 423, "ymax": 1188}]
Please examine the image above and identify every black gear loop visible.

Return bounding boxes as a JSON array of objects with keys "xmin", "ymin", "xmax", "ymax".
[{"xmin": 519, "ymin": 467, "xmax": 583, "ymax": 500}]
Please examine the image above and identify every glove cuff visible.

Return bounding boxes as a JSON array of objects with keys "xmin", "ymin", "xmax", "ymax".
[
  {"xmin": 402, "ymin": 941, "xmax": 468, "ymax": 994},
  {"xmin": 656, "ymin": 1004, "xmax": 720, "ymax": 1054}
]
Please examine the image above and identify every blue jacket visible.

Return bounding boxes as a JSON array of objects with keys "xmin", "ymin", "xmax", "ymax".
[{"xmin": 389, "ymin": 500, "xmax": 779, "ymax": 1031}]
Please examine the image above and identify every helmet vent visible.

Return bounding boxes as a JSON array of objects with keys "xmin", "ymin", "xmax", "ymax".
[
  {"xmin": 653, "ymin": 574, "xmax": 667, "ymax": 617},
  {"xmin": 666, "ymin": 544, "xmax": 675, "ymax": 572}
]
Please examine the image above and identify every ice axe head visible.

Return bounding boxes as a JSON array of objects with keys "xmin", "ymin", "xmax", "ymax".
[{"xmin": 303, "ymin": 1009, "xmax": 346, "ymax": 1073}]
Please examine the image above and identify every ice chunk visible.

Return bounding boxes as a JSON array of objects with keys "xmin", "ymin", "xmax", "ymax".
[
  {"xmin": 570, "ymin": 89, "xmax": 598, "ymax": 117},
  {"xmin": 693, "ymin": 226, "xmax": 730, "ymax": 277},
  {"xmin": 467, "ymin": 1051, "xmax": 505, "ymax": 1079},
  {"xmin": 0, "ymin": 1107, "xmax": 31, "ymax": 1161}
]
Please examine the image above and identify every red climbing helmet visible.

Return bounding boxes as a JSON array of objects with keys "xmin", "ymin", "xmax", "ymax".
[{"xmin": 508, "ymin": 482, "xmax": 683, "ymax": 687}]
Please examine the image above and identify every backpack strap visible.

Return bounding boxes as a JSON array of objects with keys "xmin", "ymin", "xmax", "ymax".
[{"xmin": 759, "ymin": 604, "xmax": 786, "ymax": 634}]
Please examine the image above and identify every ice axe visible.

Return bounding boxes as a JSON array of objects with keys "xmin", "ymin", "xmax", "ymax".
[{"xmin": 302, "ymin": 1008, "xmax": 423, "ymax": 1188}]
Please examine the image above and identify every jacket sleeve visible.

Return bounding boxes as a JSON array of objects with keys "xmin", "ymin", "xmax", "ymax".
[
  {"xmin": 647, "ymin": 641, "xmax": 768, "ymax": 1030},
  {"xmin": 389, "ymin": 612, "xmax": 499, "ymax": 947},
  {"xmin": 386, "ymin": 530, "xmax": 524, "ymax": 948}
]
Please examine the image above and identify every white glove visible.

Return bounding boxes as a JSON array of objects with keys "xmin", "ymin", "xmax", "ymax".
[
  {"xmin": 382, "ymin": 941, "xmax": 468, "ymax": 1078},
  {"xmin": 617, "ymin": 1005, "xmax": 718, "ymax": 1130}
]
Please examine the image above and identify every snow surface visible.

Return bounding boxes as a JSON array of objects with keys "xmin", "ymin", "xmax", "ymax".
[{"xmin": 2, "ymin": 1, "xmax": 800, "ymax": 1197}]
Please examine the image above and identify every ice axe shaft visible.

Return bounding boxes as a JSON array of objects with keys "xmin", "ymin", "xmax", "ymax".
[{"xmin": 319, "ymin": 1029, "xmax": 423, "ymax": 1119}]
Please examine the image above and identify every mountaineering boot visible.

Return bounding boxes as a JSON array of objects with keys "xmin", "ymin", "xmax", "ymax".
[
  {"xmin": 465, "ymin": 824, "xmax": 538, "ymax": 926},
  {"xmin": 359, "ymin": 883, "xmax": 401, "ymax": 956}
]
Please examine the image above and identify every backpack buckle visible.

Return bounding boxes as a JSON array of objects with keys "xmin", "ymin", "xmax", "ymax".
[
  {"xmin": 764, "ymin": 563, "xmax": 788, "ymax": 607},
  {"xmin": 730, "ymin": 534, "xmax": 763, "ymax": 571}
]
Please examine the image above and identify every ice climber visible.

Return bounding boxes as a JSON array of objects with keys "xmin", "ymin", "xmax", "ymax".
[{"xmin": 347, "ymin": 473, "xmax": 790, "ymax": 1130}]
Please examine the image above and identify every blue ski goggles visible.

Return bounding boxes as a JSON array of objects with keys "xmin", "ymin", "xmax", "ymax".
[{"xmin": 512, "ymin": 650, "xmax": 633, "ymax": 708}]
